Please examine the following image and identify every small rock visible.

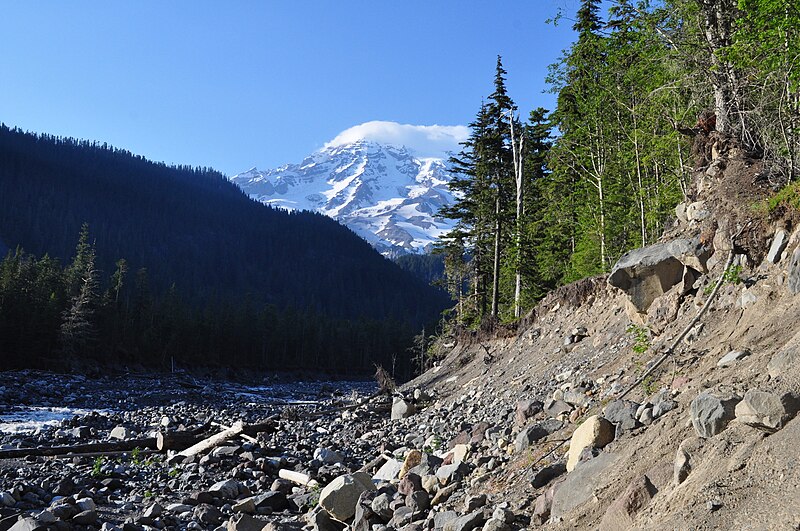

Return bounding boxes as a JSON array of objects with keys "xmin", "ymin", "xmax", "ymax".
[
  {"xmin": 767, "ymin": 229, "xmax": 789, "ymax": 264},
  {"xmin": 717, "ymin": 350, "xmax": 751, "ymax": 367}
]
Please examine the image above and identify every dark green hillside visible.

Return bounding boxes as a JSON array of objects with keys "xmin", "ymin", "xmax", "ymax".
[{"xmin": 0, "ymin": 125, "xmax": 449, "ymax": 375}]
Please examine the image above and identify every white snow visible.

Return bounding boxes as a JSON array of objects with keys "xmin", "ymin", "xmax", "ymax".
[{"xmin": 231, "ymin": 128, "xmax": 462, "ymax": 255}]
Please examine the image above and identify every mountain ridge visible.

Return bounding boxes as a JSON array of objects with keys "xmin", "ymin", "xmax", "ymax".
[{"xmin": 231, "ymin": 138, "xmax": 459, "ymax": 256}]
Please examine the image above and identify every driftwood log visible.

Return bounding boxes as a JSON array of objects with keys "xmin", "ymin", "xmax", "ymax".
[{"xmin": 0, "ymin": 437, "xmax": 157, "ymax": 459}]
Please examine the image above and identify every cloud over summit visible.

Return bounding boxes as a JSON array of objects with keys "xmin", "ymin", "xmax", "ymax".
[{"xmin": 325, "ymin": 121, "xmax": 469, "ymax": 158}]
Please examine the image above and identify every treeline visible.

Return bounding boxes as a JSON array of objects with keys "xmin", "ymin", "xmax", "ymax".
[
  {"xmin": 438, "ymin": 0, "xmax": 799, "ymax": 327},
  {"xmin": 0, "ymin": 226, "xmax": 416, "ymax": 374},
  {"xmin": 0, "ymin": 125, "xmax": 450, "ymax": 376}
]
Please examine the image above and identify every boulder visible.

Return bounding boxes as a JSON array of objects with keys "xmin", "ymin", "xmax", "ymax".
[
  {"xmin": 227, "ymin": 514, "xmax": 267, "ymax": 531},
  {"xmin": 673, "ymin": 437, "xmax": 702, "ymax": 486},
  {"xmin": 603, "ymin": 400, "xmax": 639, "ymax": 433},
  {"xmin": 598, "ymin": 475, "xmax": 657, "ymax": 531},
  {"xmin": 372, "ymin": 458, "xmax": 403, "ymax": 481},
  {"xmin": 690, "ymin": 392, "xmax": 740, "ymax": 438},
  {"xmin": 767, "ymin": 229, "xmax": 789, "ymax": 264},
  {"xmin": 314, "ymin": 448, "xmax": 344, "ymax": 465},
  {"xmin": 399, "ymin": 449, "xmax": 423, "ymax": 478},
  {"xmin": 544, "ymin": 399, "xmax": 572, "ymax": 418},
  {"xmin": 442, "ymin": 509, "xmax": 485, "ymax": 531},
  {"xmin": 789, "ymin": 246, "xmax": 800, "ymax": 295},
  {"xmin": 318, "ymin": 472, "xmax": 376, "ymax": 521},
  {"xmin": 552, "ymin": 453, "xmax": 618, "ymax": 518},
  {"xmin": 516, "ymin": 420, "xmax": 563, "ymax": 453},
  {"xmin": 208, "ymin": 479, "xmax": 244, "ymax": 500},
  {"xmin": 531, "ymin": 462, "xmax": 566, "ymax": 488},
  {"xmin": 735, "ymin": 389, "xmax": 796, "ymax": 432},
  {"xmin": 768, "ymin": 331, "xmax": 800, "ymax": 380},
  {"xmin": 515, "ymin": 400, "xmax": 543, "ymax": 427},
  {"xmin": 391, "ymin": 398, "xmax": 416, "ymax": 420},
  {"xmin": 566, "ymin": 415, "xmax": 615, "ymax": 472},
  {"xmin": 109, "ymin": 426, "xmax": 129, "ymax": 440},
  {"xmin": 608, "ymin": 238, "xmax": 709, "ymax": 314}
]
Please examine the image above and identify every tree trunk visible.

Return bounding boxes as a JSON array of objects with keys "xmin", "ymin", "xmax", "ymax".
[{"xmin": 491, "ymin": 191, "xmax": 501, "ymax": 320}]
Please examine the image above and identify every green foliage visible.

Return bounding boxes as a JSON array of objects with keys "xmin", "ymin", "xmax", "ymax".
[
  {"xmin": 723, "ymin": 264, "xmax": 744, "ymax": 285},
  {"xmin": 766, "ymin": 181, "xmax": 800, "ymax": 212},
  {"xmin": 91, "ymin": 456, "xmax": 105, "ymax": 478},
  {"xmin": 641, "ymin": 375, "xmax": 659, "ymax": 396},
  {"xmin": 130, "ymin": 447, "xmax": 142, "ymax": 466},
  {"xmin": 626, "ymin": 324, "xmax": 651, "ymax": 354}
]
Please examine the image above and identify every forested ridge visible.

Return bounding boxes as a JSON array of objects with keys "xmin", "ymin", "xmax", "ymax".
[
  {"xmin": 0, "ymin": 125, "xmax": 449, "ymax": 375},
  {"xmin": 438, "ymin": 0, "xmax": 799, "ymax": 327}
]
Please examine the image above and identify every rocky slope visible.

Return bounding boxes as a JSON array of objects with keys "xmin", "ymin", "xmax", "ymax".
[{"xmin": 2, "ymin": 135, "xmax": 799, "ymax": 530}]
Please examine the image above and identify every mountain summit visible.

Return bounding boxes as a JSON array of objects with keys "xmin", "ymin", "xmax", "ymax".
[{"xmin": 231, "ymin": 123, "xmax": 465, "ymax": 255}]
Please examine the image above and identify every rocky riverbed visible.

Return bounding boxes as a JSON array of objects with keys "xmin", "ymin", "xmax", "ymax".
[{"xmin": 0, "ymin": 368, "xmax": 534, "ymax": 531}]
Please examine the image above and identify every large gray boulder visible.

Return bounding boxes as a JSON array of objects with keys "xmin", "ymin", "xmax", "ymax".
[
  {"xmin": 735, "ymin": 389, "xmax": 797, "ymax": 432},
  {"xmin": 690, "ymin": 392, "xmax": 740, "ymax": 438},
  {"xmin": 608, "ymin": 239, "xmax": 710, "ymax": 314},
  {"xmin": 552, "ymin": 453, "xmax": 618, "ymax": 518}
]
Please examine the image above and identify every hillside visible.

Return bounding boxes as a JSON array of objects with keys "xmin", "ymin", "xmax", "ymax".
[
  {"xmin": 389, "ymin": 134, "xmax": 800, "ymax": 528},
  {"xmin": 0, "ymin": 125, "xmax": 449, "ymax": 373}
]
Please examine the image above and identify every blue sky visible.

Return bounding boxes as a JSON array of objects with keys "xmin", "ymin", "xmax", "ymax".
[{"xmin": 0, "ymin": 1, "xmax": 580, "ymax": 175}]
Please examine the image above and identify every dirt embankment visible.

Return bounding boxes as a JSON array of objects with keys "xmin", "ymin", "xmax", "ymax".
[{"xmin": 408, "ymin": 134, "xmax": 800, "ymax": 529}]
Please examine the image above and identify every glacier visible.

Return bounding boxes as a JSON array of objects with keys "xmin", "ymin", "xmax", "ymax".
[{"xmin": 230, "ymin": 138, "xmax": 459, "ymax": 256}]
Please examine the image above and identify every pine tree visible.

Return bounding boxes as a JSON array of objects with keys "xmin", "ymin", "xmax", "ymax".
[{"xmin": 60, "ymin": 251, "xmax": 99, "ymax": 356}]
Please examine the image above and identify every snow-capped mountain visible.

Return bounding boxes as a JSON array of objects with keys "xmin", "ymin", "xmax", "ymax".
[{"xmin": 230, "ymin": 136, "xmax": 460, "ymax": 255}]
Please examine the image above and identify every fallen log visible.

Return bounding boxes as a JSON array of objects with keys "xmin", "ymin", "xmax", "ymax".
[
  {"xmin": 278, "ymin": 468, "xmax": 319, "ymax": 488},
  {"xmin": 156, "ymin": 431, "xmax": 200, "ymax": 451},
  {"xmin": 0, "ymin": 437, "xmax": 157, "ymax": 459},
  {"xmin": 174, "ymin": 420, "xmax": 244, "ymax": 460}
]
